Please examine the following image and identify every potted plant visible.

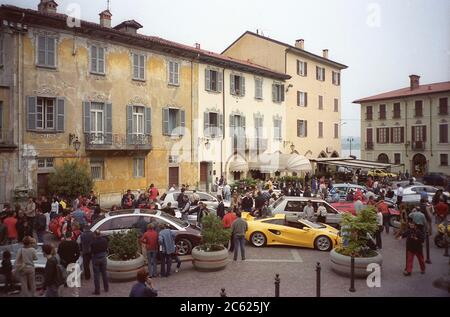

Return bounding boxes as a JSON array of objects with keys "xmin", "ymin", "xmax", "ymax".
[
  {"xmin": 192, "ymin": 214, "xmax": 231, "ymax": 271},
  {"xmin": 330, "ymin": 206, "xmax": 383, "ymax": 278},
  {"xmin": 107, "ymin": 229, "xmax": 145, "ymax": 281}
]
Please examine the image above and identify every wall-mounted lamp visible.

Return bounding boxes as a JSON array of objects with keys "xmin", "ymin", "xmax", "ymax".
[
  {"xmin": 286, "ymin": 83, "xmax": 294, "ymax": 92},
  {"xmin": 199, "ymin": 137, "xmax": 211, "ymax": 150},
  {"xmin": 69, "ymin": 133, "xmax": 81, "ymax": 152}
]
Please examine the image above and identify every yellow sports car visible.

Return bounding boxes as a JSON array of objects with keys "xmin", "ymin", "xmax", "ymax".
[
  {"xmin": 368, "ymin": 169, "xmax": 397, "ymax": 178},
  {"xmin": 242, "ymin": 213, "xmax": 340, "ymax": 251}
]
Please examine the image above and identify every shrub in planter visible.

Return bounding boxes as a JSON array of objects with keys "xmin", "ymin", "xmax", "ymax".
[{"xmin": 192, "ymin": 214, "xmax": 231, "ymax": 271}]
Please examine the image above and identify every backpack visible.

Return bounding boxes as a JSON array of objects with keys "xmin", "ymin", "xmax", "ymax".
[{"xmin": 55, "ymin": 257, "xmax": 68, "ymax": 286}]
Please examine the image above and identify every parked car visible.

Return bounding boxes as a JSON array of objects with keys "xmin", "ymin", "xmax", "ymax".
[
  {"xmin": 159, "ymin": 191, "xmax": 230, "ymax": 210},
  {"xmin": 331, "ymin": 200, "xmax": 400, "ymax": 227},
  {"xmin": 422, "ymin": 172, "xmax": 449, "ymax": 187},
  {"xmin": 90, "ymin": 209, "xmax": 201, "ymax": 255},
  {"xmin": 333, "ymin": 183, "xmax": 367, "ymax": 201},
  {"xmin": 0, "ymin": 243, "xmax": 83, "ymax": 290},
  {"xmin": 390, "ymin": 180, "xmax": 424, "ymax": 188},
  {"xmin": 243, "ymin": 212, "xmax": 340, "ymax": 251},
  {"xmin": 393, "ymin": 185, "xmax": 449, "ymax": 206},
  {"xmin": 269, "ymin": 196, "xmax": 343, "ymax": 228},
  {"xmin": 368, "ymin": 169, "xmax": 397, "ymax": 178}
]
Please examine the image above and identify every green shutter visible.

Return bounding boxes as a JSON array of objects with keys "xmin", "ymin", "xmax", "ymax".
[
  {"xmin": 162, "ymin": 108, "xmax": 169, "ymax": 136},
  {"xmin": 204, "ymin": 112, "xmax": 210, "ymax": 137},
  {"xmin": 230, "ymin": 74, "xmax": 235, "ymax": 95},
  {"xmin": 83, "ymin": 101, "xmax": 90, "ymax": 133},
  {"xmin": 145, "ymin": 107, "xmax": 152, "ymax": 136},
  {"xmin": 179, "ymin": 109, "xmax": 186, "ymax": 136},
  {"xmin": 56, "ymin": 97, "xmax": 65, "ymax": 132},
  {"xmin": 105, "ymin": 103, "xmax": 112, "ymax": 144},
  {"xmin": 205, "ymin": 69, "xmax": 211, "ymax": 91},
  {"xmin": 241, "ymin": 76, "xmax": 245, "ymax": 96},
  {"xmin": 27, "ymin": 96, "xmax": 37, "ymax": 131},
  {"xmin": 217, "ymin": 71, "xmax": 223, "ymax": 93},
  {"xmin": 127, "ymin": 105, "xmax": 133, "ymax": 144}
]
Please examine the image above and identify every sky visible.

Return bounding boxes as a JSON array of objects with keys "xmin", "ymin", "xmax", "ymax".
[{"xmin": 3, "ymin": 0, "xmax": 449, "ymax": 138}]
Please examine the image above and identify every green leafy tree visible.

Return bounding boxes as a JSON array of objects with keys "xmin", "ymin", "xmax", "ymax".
[
  {"xmin": 108, "ymin": 229, "xmax": 140, "ymax": 261},
  {"xmin": 48, "ymin": 160, "xmax": 93, "ymax": 201},
  {"xmin": 199, "ymin": 213, "xmax": 231, "ymax": 251},
  {"xmin": 336, "ymin": 206, "xmax": 379, "ymax": 257}
]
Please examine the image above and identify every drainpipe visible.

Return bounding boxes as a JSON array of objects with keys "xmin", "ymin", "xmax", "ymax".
[
  {"xmin": 221, "ymin": 67, "xmax": 225, "ymax": 179},
  {"xmin": 17, "ymin": 30, "xmax": 23, "ymax": 179},
  {"xmin": 429, "ymin": 97, "xmax": 433, "ymax": 157}
]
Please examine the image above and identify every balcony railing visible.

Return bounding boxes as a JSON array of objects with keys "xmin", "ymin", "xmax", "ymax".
[
  {"xmin": 365, "ymin": 141, "xmax": 374, "ymax": 150},
  {"xmin": 411, "ymin": 141, "xmax": 425, "ymax": 151},
  {"xmin": 84, "ymin": 133, "xmax": 152, "ymax": 152}
]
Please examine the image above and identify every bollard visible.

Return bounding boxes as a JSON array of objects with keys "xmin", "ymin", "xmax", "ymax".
[
  {"xmin": 220, "ymin": 288, "xmax": 227, "ymax": 297},
  {"xmin": 349, "ymin": 256, "xmax": 356, "ymax": 293},
  {"xmin": 425, "ymin": 230, "xmax": 432, "ymax": 264},
  {"xmin": 274, "ymin": 274, "xmax": 280, "ymax": 297},
  {"xmin": 316, "ymin": 262, "xmax": 321, "ymax": 297}
]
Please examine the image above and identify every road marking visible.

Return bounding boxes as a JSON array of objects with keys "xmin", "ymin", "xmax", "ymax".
[
  {"xmin": 242, "ymin": 250, "xmax": 303, "ymax": 263},
  {"xmin": 290, "ymin": 249, "xmax": 303, "ymax": 261}
]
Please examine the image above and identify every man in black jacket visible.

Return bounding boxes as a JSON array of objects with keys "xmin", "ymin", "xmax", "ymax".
[
  {"xmin": 57, "ymin": 232, "xmax": 80, "ymax": 296},
  {"xmin": 35, "ymin": 209, "xmax": 47, "ymax": 243},
  {"xmin": 241, "ymin": 192, "xmax": 254, "ymax": 213},
  {"xmin": 254, "ymin": 192, "xmax": 265, "ymax": 217},
  {"xmin": 216, "ymin": 195, "xmax": 225, "ymax": 219},
  {"xmin": 80, "ymin": 227, "xmax": 95, "ymax": 280},
  {"xmin": 91, "ymin": 230, "xmax": 109, "ymax": 295},
  {"xmin": 43, "ymin": 244, "xmax": 59, "ymax": 297}
]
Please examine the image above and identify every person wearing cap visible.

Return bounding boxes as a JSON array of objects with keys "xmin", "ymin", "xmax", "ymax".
[{"xmin": 303, "ymin": 200, "xmax": 315, "ymax": 221}]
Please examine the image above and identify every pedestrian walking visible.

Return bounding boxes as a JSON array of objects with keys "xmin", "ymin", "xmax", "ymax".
[
  {"xmin": 401, "ymin": 222, "xmax": 425, "ymax": 276},
  {"xmin": 216, "ymin": 195, "xmax": 225, "ymax": 220},
  {"xmin": 34, "ymin": 209, "xmax": 47, "ymax": 243},
  {"xmin": 129, "ymin": 268, "xmax": 158, "ymax": 297},
  {"xmin": 141, "ymin": 223, "xmax": 159, "ymax": 278},
  {"xmin": 91, "ymin": 230, "xmax": 109, "ymax": 295},
  {"xmin": 1, "ymin": 250, "xmax": 13, "ymax": 294},
  {"xmin": 80, "ymin": 227, "xmax": 95, "ymax": 280},
  {"xmin": 3, "ymin": 211, "xmax": 18, "ymax": 244},
  {"xmin": 231, "ymin": 212, "xmax": 248, "ymax": 261},
  {"xmin": 24, "ymin": 198, "xmax": 36, "ymax": 236},
  {"xmin": 42, "ymin": 244, "xmax": 60, "ymax": 297},
  {"xmin": 376, "ymin": 198, "xmax": 390, "ymax": 234},
  {"xmin": 223, "ymin": 208, "xmax": 237, "ymax": 252},
  {"xmin": 396, "ymin": 184, "xmax": 404, "ymax": 207},
  {"xmin": 57, "ymin": 231, "xmax": 80, "ymax": 297},
  {"xmin": 158, "ymin": 224, "xmax": 176, "ymax": 277},
  {"xmin": 15, "ymin": 236, "xmax": 37, "ymax": 297}
]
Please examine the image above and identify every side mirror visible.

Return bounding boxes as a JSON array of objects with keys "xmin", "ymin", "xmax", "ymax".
[{"xmin": 303, "ymin": 227, "xmax": 310, "ymax": 231}]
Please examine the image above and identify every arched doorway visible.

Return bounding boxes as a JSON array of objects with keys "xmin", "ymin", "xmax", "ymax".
[
  {"xmin": 412, "ymin": 154, "xmax": 427, "ymax": 177},
  {"xmin": 377, "ymin": 153, "xmax": 389, "ymax": 164}
]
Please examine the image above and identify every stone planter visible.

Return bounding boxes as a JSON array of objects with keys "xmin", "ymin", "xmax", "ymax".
[
  {"xmin": 330, "ymin": 248, "xmax": 383, "ymax": 278},
  {"xmin": 107, "ymin": 253, "xmax": 145, "ymax": 282},
  {"xmin": 192, "ymin": 246, "xmax": 229, "ymax": 271}
]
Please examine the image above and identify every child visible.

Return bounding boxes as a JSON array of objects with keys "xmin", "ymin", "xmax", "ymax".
[
  {"xmin": 401, "ymin": 222, "xmax": 425, "ymax": 276},
  {"xmin": 1, "ymin": 250, "xmax": 13, "ymax": 294}
]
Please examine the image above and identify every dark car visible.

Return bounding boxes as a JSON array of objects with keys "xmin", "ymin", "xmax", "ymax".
[{"xmin": 422, "ymin": 172, "xmax": 449, "ymax": 187}]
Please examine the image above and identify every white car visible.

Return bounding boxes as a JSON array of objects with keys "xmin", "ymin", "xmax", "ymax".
[
  {"xmin": 393, "ymin": 185, "xmax": 449, "ymax": 205},
  {"xmin": 159, "ymin": 191, "xmax": 230, "ymax": 210}
]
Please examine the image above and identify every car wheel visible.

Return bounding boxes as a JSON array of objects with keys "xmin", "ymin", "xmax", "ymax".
[
  {"xmin": 176, "ymin": 238, "xmax": 193, "ymax": 256},
  {"xmin": 250, "ymin": 232, "xmax": 267, "ymax": 247},
  {"xmin": 35, "ymin": 269, "xmax": 45, "ymax": 289},
  {"xmin": 434, "ymin": 234, "xmax": 445, "ymax": 248},
  {"xmin": 314, "ymin": 235, "xmax": 332, "ymax": 251}
]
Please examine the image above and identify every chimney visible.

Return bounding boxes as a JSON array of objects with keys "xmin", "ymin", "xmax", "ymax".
[
  {"xmin": 409, "ymin": 74, "xmax": 420, "ymax": 90},
  {"xmin": 195, "ymin": 43, "xmax": 201, "ymax": 49},
  {"xmin": 99, "ymin": 10, "xmax": 112, "ymax": 28},
  {"xmin": 38, "ymin": 0, "xmax": 58, "ymax": 14},
  {"xmin": 323, "ymin": 49, "xmax": 329, "ymax": 59},
  {"xmin": 295, "ymin": 39, "xmax": 304, "ymax": 50},
  {"xmin": 113, "ymin": 20, "xmax": 143, "ymax": 35}
]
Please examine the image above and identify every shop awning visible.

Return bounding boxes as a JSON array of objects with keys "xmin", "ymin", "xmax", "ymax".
[
  {"xmin": 228, "ymin": 155, "xmax": 249, "ymax": 172},
  {"xmin": 248, "ymin": 153, "xmax": 312, "ymax": 173},
  {"xmin": 309, "ymin": 158, "xmax": 404, "ymax": 170},
  {"xmin": 286, "ymin": 153, "xmax": 313, "ymax": 172}
]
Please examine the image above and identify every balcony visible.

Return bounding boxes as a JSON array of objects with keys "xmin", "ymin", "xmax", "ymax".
[
  {"xmin": 0, "ymin": 131, "xmax": 17, "ymax": 152},
  {"xmin": 84, "ymin": 133, "xmax": 152, "ymax": 153},
  {"xmin": 249, "ymin": 138, "xmax": 268, "ymax": 153},
  {"xmin": 365, "ymin": 142, "xmax": 374, "ymax": 150},
  {"xmin": 411, "ymin": 141, "xmax": 425, "ymax": 151}
]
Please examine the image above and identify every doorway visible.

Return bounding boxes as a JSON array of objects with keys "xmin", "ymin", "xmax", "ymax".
[
  {"xmin": 168, "ymin": 167, "xmax": 179, "ymax": 188},
  {"xmin": 200, "ymin": 162, "xmax": 210, "ymax": 191},
  {"xmin": 412, "ymin": 154, "xmax": 427, "ymax": 177},
  {"xmin": 37, "ymin": 173, "xmax": 50, "ymax": 196}
]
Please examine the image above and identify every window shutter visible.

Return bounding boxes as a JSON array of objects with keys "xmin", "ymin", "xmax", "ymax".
[
  {"xmin": 316, "ymin": 66, "xmax": 319, "ymax": 80},
  {"xmin": 56, "ymin": 97, "xmax": 65, "ymax": 132},
  {"xmin": 229, "ymin": 114, "xmax": 234, "ymax": 136},
  {"xmin": 175, "ymin": 62, "xmax": 180, "ymax": 85},
  {"xmin": 390, "ymin": 128, "xmax": 393, "ymax": 143},
  {"xmin": 230, "ymin": 74, "xmax": 235, "ymax": 95},
  {"xmin": 297, "ymin": 91, "xmax": 300, "ymax": 106},
  {"xmin": 83, "ymin": 101, "xmax": 91, "ymax": 133},
  {"xmin": 279, "ymin": 119, "xmax": 282, "ymax": 140},
  {"xmin": 281, "ymin": 85, "xmax": 285, "ymax": 102},
  {"xmin": 90, "ymin": 46, "xmax": 97, "ymax": 72},
  {"xmin": 205, "ymin": 69, "xmax": 211, "ymax": 91},
  {"xmin": 139, "ymin": 55, "xmax": 145, "ymax": 79},
  {"xmin": 305, "ymin": 120, "xmax": 308, "ymax": 137},
  {"xmin": 127, "ymin": 105, "xmax": 133, "ymax": 144},
  {"xmin": 272, "ymin": 84, "xmax": 276, "ymax": 102},
  {"xmin": 376, "ymin": 128, "xmax": 380, "ymax": 143},
  {"xmin": 47, "ymin": 37, "xmax": 56, "ymax": 67},
  {"xmin": 37, "ymin": 36, "xmax": 46, "ymax": 65},
  {"xmin": 323, "ymin": 68, "xmax": 326, "ymax": 81},
  {"xmin": 241, "ymin": 76, "xmax": 245, "ymax": 96},
  {"xmin": 401, "ymin": 127, "xmax": 405, "ymax": 143},
  {"xmin": 219, "ymin": 113, "xmax": 224, "ymax": 137},
  {"xmin": 297, "ymin": 60, "xmax": 300, "ymax": 75},
  {"xmin": 297, "ymin": 120, "xmax": 300, "ymax": 137},
  {"xmin": 180, "ymin": 109, "xmax": 186, "ymax": 135},
  {"xmin": 422, "ymin": 126, "xmax": 426, "ymax": 142},
  {"xmin": 105, "ymin": 103, "xmax": 112, "ymax": 144},
  {"xmin": 217, "ymin": 71, "xmax": 223, "ymax": 93},
  {"xmin": 133, "ymin": 54, "xmax": 139, "ymax": 78},
  {"xmin": 162, "ymin": 108, "xmax": 169, "ymax": 136},
  {"xmin": 27, "ymin": 96, "xmax": 37, "ymax": 131},
  {"xmin": 241, "ymin": 115, "xmax": 246, "ymax": 135},
  {"xmin": 98, "ymin": 47, "xmax": 105, "ymax": 73},
  {"xmin": 411, "ymin": 126, "xmax": 416, "ymax": 142},
  {"xmin": 145, "ymin": 107, "xmax": 152, "ymax": 136},
  {"xmin": 305, "ymin": 92, "xmax": 308, "ymax": 107},
  {"xmin": 203, "ymin": 112, "xmax": 210, "ymax": 137},
  {"xmin": 304, "ymin": 62, "xmax": 307, "ymax": 76}
]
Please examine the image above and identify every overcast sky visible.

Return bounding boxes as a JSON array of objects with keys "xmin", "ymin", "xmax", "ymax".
[{"xmin": 3, "ymin": 0, "xmax": 449, "ymax": 138}]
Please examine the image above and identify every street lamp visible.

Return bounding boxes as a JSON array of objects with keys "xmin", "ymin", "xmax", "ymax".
[{"xmin": 347, "ymin": 137, "xmax": 354, "ymax": 156}]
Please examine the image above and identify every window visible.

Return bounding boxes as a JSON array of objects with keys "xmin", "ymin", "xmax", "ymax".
[
  {"xmin": 412, "ymin": 125, "xmax": 426, "ymax": 142},
  {"xmin": 439, "ymin": 98, "xmax": 448, "ymax": 115},
  {"xmin": 376, "ymin": 127, "xmax": 389, "ymax": 144},
  {"xmin": 391, "ymin": 127, "xmax": 404, "ymax": 143},
  {"xmin": 318, "ymin": 96, "xmax": 323, "ymax": 110},
  {"xmin": 414, "ymin": 100, "xmax": 423, "ymax": 117},
  {"xmin": 379, "ymin": 104, "xmax": 386, "ymax": 119},
  {"xmin": 254, "ymin": 116, "xmax": 264, "ymax": 139},
  {"xmin": 133, "ymin": 158, "xmax": 145, "ymax": 178},
  {"xmin": 90, "ymin": 45, "xmax": 105, "ymax": 74},
  {"xmin": 332, "ymin": 71, "xmax": 340, "ymax": 85},
  {"xmin": 168, "ymin": 61, "xmax": 180, "ymax": 85},
  {"xmin": 297, "ymin": 91, "xmax": 307, "ymax": 107},
  {"xmin": 334, "ymin": 99, "xmax": 339, "ymax": 112},
  {"xmin": 366, "ymin": 128, "xmax": 373, "ymax": 149},
  {"xmin": 0, "ymin": 35, "xmax": 3, "ymax": 66},
  {"xmin": 205, "ymin": 69, "xmax": 222, "ymax": 92},
  {"xmin": 316, "ymin": 66, "xmax": 325, "ymax": 81},
  {"xmin": 394, "ymin": 153, "xmax": 401, "ymax": 165},
  {"xmin": 334, "ymin": 123, "xmax": 339, "ymax": 139},
  {"xmin": 273, "ymin": 118, "xmax": 282, "ymax": 141},
  {"xmin": 36, "ymin": 35, "xmax": 56, "ymax": 68},
  {"xmin": 90, "ymin": 102, "xmax": 105, "ymax": 143},
  {"xmin": 318, "ymin": 122, "xmax": 323, "ymax": 138},
  {"xmin": 366, "ymin": 106, "xmax": 373, "ymax": 120},
  {"xmin": 37, "ymin": 158, "xmax": 54, "ymax": 168},
  {"xmin": 132, "ymin": 53, "xmax": 145, "ymax": 80},
  {"xmin": 230, "ymin": 74, "xmax": 245, "ymax": 96},
  {"xmin": 204, "ymin": 111, "xmax": 223, "ymax": 138},
  {"xmin": 440, "ymin": 154, "xmax": 448, "ymax": 166},
  {"xmin": 162, "ymin": 108, "xmax": 185, "ymax": 136},
  {"xmin": 439, "ymin": 124, "xmax": 448, "ymax": 143},
  {"xmin": 255, "ymin": 77, "xmax": 263, "ymax": 99},
  {"xmin": 36, "ymin": 97, "xmax": 55, "ymax": 130},
  {"xmin": 272, "ymin": 82, "xmax": 285, "ymax": 103},
  {"xmin": 132, "ymin": 106, "xmax": 145, "ymax": 136},
  {"xmin": 393, "ymin": 103, "xmax": 401, "ymax": 118},
  {"xmin": 297, "ymin": 120, "xmax": 307, "ymax": 137},
  {"xmin": 297, "ymin": 60, "xmax": 307, "ymax": 76},
  {"xmin": 90, "ymin": 160, "xmax": 104, "ymax": 180}
]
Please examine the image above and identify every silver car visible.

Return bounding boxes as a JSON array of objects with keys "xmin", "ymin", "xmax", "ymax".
[
  {"xmin": 269, "ymin": 196, "xmax": 343, "ymax": 228},
  {"xmin": 159, "ymin": 191, "xmax": 230, "ymax": 210},
  {"xmin": 333, "ymin": 183, "xmax": 367, "ymax": 200},
  {"xmin": 393, "ymin": 185, "xmax": 449, "ymax": 205}
]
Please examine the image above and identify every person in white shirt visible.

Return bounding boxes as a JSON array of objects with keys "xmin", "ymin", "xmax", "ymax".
[
  {"xmin": 302, "ymin": 200, "xmax": 315, "ymax": 221},
  {"xmin": 375, "ymin": 209, "xmax": 383, "ymax": 249},
  {"xmin": 169, "ymin": 185, "xmax": 176, "ymax": 192},
  {"xmin": 316, "ymin": 202, "xmax": 327, "ymax": 223},
  {"xmin": 354, "ymin": 197, "xmax": 364, "ymax": 214},
  {"xmin": 396, "ymin": 184, "xmax": 404, "ymax": 207}
]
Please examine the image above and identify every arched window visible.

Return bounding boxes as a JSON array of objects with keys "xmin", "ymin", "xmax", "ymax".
[{"xmin": 377, "ymin": 153, "xmax": 389, "ymax": 164}]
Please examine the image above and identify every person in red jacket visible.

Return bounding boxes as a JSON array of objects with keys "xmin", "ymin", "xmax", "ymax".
[
  {"xmin": 223, "ymin": 208, "xmax": 238, "ymax": 252},
  {"xmin": 3, "ymin": 211, "xmax": 18, "ymax": 243},
  {"xmin": 434, "ymin": 199, "xmax": 448, "ymax": 224},
  {"xmin": 140, "ymin": 223, "xmax": 159, "ymax": 278}
]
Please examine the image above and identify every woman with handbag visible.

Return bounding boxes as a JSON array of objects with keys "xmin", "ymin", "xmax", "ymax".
[{"xmin": 15, "ymin": 236, "xmax": 37, "ymax": 297}]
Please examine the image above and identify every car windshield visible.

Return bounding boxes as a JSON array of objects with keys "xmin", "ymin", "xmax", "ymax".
[
  {"xmin": 301, "ymin": 219, "xmax": 326, "ymax": 229},
  {"xmin": 271, "ymin": 197, "xmax": 285, "ymax": 209},
  {"xmin": 159, "ymin": 212, "xmax": 190, "ymax": 228}
]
